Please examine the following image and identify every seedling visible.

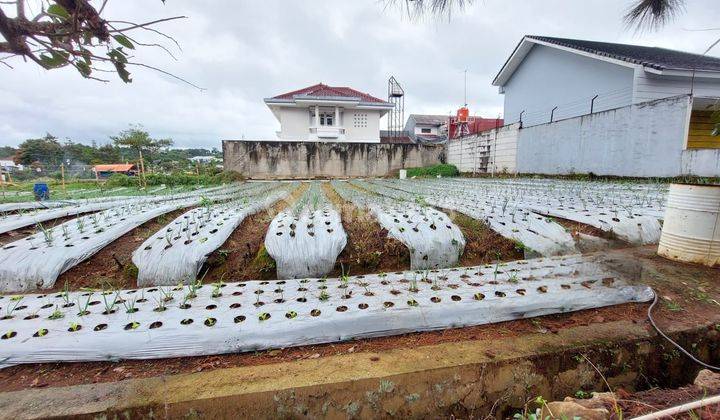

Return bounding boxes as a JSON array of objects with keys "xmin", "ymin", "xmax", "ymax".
[
  {"xmin": 159, "ymin": 286, "xmax": 174, "ymax": 302},
  {"xmin": 61, "ymin": 281, "xmax": 71, "ymax": 306},
  {"xmin": 77, "ymin": 295, "xmax": 91, "ymax": 316},
  {"xmin": 211, "ymin": 281, "xmax": 224, "ymax": 298},
  {"xmin": 123, "ymin": 297, "xmax": 138, "ymax": 314},
  {"xmin": 318, "ymin": 290, "xmax": 330, "ymax": 301},
  {"xmin": 36, "ymin": 222, "xmax": 54, "ymax": 246},
  {"xmin": 48, "ymin": 306, "xmax": 64, "ymax": 320},
  {"xmin": 68, "ymin": 322, "xmax": 81, "ymax": 332}
]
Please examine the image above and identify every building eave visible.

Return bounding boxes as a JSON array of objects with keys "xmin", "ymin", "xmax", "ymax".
[{"xmin": 493, "ymin": 36, "xmax": 640, "ymax": 87}]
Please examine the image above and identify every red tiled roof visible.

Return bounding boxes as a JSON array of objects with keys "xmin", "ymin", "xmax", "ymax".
[
  {"xmin": 93, "ymin": 164, "xmax": 136, "ymax": 172},
  {"xmin": 272, "ymin": 83, "xmax": 387, "ymax": 103}
]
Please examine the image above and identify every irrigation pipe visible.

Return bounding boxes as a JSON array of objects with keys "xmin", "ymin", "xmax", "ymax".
[
  {"xmin": 630, "ymin": 394, "xmax": 720, "ymax": 420},
  {"xmin": 647, "ymin": 289, "xmax": 720, "ymax": 371}
]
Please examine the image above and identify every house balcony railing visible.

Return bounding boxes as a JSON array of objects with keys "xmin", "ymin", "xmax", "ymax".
[{"xmin": 309, "ymin": 126, "xmax": 346, "ymax": 138}]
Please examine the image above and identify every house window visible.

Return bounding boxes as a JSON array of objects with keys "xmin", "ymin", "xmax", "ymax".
[
  {"xmin": 421, "ymin": 128, "xmax": 432, "ymax": 134},
  {"xmin": 320, "ymin": 112, "xmax": 334, "ymax": 126}
]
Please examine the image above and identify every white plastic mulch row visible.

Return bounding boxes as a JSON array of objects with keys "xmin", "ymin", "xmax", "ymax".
[
  {"xmin": 0, "ymin": 254, "xmax": 653, "ymax": 367},
  {"xmin": 133, "ymin": 183, "xmax": 294, "ymax": 286},
  {"xmin": 367, "ymin": 179, "xmax": 576, "ymax": 257},
  {"xmin": 265, "ymin": 182, "xmax": 347, "ymax": 279},
  {"xmin": 332, "ymin": 181, "xmax": 465, "ymax": 270},
  {"xmin": 443, "ymin": 178, "xmax": 666, "ymax": 244},
  {"xmin": 0, "ymin": 184, "xmax": 248, "ymax": 293},
  {"xmin": 372, "ymin": 178, "xmax": 665, "ymax": 246},
  {"xmin": 0, "ymin": 184, "xmax": 231, "ymax": 235}
]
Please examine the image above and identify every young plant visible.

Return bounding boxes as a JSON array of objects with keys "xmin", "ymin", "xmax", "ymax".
[
  {"xmin": 123, "ymin": 297, "xmax": 138, "ymax": 314},
  {"xmin": 48, "ymin": 305, "xmax": 64, "ymax": 320},
  {"xmin": 36, "ymin": 222, "xmax": 54, "ymax": 246},
  {"xmin": 68, "ymin": 322, "xmax": 81, "ymax": 332},
  {"xmin": 318, "ymin": 290, "xmax": 330, "ymax": 301}
]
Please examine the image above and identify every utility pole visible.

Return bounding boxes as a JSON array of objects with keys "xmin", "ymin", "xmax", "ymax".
[
  {"xmin": 463, "ymin": 69, "xmax": 468, "ymax": 107},
  {"xmin": 138, "ymin": 150, "xmax": 147, "ymax": 189}
]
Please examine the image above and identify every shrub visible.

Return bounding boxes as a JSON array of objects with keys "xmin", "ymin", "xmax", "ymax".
[
  {"xmin": 106, "ymin": 173, "xmax": 136, "ymax": 188},
  {"xmin": 405, "ymin": 164, "xmax": 459, "ymax": 178}
]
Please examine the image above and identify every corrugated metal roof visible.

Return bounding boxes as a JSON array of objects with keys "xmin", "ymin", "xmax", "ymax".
[{"xmin": 410, "ymin": 114, "xmax": 449, "ymax": 126}]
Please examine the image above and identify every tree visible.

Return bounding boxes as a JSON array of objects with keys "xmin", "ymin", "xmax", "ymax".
[
  {"xmin": 111, "ymin": 125, "xmax": 173, "ymax": 170},
  {"xmin": 0, "ymin": 0, "xmax": 201, "ymax": 88},
  {"xmin": 14, "ymin": 134, "xmax": 63, "ymax": 166}
]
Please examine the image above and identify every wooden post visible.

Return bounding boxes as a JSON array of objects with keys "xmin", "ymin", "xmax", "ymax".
[
  {"xmin": 94, "ymin": 166, "xmax": 100, "ymax": 185},
  {"xmin": 60, "ymin": 163, "xmax": 67, "ymax": 196},
  {"xmin": 138, "ymin": 150, "xmax": 147, "ymax": 189}
]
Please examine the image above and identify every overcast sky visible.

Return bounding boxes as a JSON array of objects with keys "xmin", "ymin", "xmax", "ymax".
[{"xmin": 1, "ymin": 0, "xmax": 718, "ymax": 149}]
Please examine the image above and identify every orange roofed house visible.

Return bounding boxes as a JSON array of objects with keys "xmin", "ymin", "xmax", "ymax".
[{"xmin": 92, "ymin": 164, "xmax": 138, "ymax": 179}]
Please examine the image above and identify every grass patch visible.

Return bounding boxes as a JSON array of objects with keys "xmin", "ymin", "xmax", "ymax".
[{"xmin": 405, "ymin": 164, "xmax": 459, "ymax": 178}]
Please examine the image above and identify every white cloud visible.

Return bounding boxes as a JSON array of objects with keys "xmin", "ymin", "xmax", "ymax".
[{"xmin": 1, "ymin": 0, "xmax": 718, "ymax": 148}]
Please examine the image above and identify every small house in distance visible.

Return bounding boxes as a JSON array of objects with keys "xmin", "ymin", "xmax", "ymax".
[
  {"xmin": 404, "ymin": 114, "xmax": 448, "ymax": 143},
  {"xmin": 264, "ymin": 83, "xmax": 394, "ymax": 143},
  {"xmin": 93, "ymin": 163, "xmax": 138, "ymax": 179}
]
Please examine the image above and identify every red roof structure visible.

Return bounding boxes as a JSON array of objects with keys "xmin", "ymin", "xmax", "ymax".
[
  {"xmin": 448, "ymin": 116, "xmax": 504, "ymax": 139},
  {"xmin": 93, "ymin": 164, "xmax": 137, "ymax": 172},
  {"xmin": 271, "ymin": 83, "xmax": 388, "ymax": 104}
]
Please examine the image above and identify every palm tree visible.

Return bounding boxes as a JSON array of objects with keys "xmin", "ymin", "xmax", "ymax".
[
  {"xmin": 623, "ymin": 0, "xmax": 685, "ymax": 30},
  {"xmin": 396, "ymin": 0, "xmax": 686, "ymax": 30}
]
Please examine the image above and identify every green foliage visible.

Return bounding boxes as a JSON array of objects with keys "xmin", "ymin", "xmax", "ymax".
[
  {"xmin": 405, "ymin": 164, "xmax": 459, "ymax": 178},
  {"xmin": 106, "ymin": 173, "xmax": 137, "ymax": 188},
  {"xmin": 14, "ymin": 134, "xmax": 63, "ymax": 166},
  {"xmin": 111, "ymin": 125, "xmax": 173, "ymax": 162}
]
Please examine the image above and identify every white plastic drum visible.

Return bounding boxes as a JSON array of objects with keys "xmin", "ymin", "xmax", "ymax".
[{"xmin": 658, "ymin": 183, "xmax": 720, "ymax": 267}]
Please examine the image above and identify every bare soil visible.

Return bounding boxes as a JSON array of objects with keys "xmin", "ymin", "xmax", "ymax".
[
  {"xmin": 0, "ymin": 246, "xmax": 718, "ymax": 392},
  {"xmin": 202, "ymin": 183, "xmax": 307, "ymax": 283},
  {"xmin": 616, "ymin": 385, "xmax": 720, "ymax": 419},
  {"xmin": 448, "ymin": 211, "xmax": 525, "ymax": 265},
  {"xmin": 322, "ymin": 182, "xmax": 410, "ymax": 277}
]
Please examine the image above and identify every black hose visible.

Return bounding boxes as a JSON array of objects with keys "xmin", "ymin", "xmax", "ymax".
[{"xmin": 648, "ymin": 289, "xmax": 720, "ymax": 371}]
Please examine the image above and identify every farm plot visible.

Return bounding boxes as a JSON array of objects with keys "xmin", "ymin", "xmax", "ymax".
[
  {"xmin": 264, "ymin": 183, "xmax": 347, "ymax": 279},
  {"xmin": 0, "ymin": 254, "xmax": 653, "ymax": 367},
  {"xmin": 0, "ymin": 184, "xmax": 248, "ymax": 293},
  {"xmin": 332, "ymin": 181, "xmax": 465, "ymax": 270},
  {"xmin": 443, "ymin": 178, "xmax": 666, "ymax": 244},
  {"xmin": 0, "ymin": 184, "xmax": 232, "ymax": 235},
  {"xmin": 133, "ymin": 183, "xmax": 294, "ymax": 286},
  {"xmin": 366, "ymin": 179, "xmax": 576, "ymax": 257}
]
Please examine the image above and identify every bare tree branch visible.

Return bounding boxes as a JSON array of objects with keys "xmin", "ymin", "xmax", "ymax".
[
  {"xmin": 0, "ymin": 0, "xmax": 199, "ymax": 89},
  {"xmin": 624, "ymin": 0, "xmax": 685, "ymax": 31}
]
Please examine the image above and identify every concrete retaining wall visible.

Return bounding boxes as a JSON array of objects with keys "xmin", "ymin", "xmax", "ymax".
[
  {"xmin": 222, "ymin": 141, "xmax": 445, "ymax": 179},
  {"xmin": 447, "ymin": 124, "xmax": 519, "ymax": 174}
]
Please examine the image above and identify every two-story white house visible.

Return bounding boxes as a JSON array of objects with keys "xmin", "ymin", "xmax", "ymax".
[{"xmin": 264, "ymin": 83, "xmax": 394, "ymax": 143}]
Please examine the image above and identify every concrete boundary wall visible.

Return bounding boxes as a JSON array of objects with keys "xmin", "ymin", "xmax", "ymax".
[
  {"xmin": 448, "ymin": 95, "xmax": 720, "ymax": 177},
  {"xmin": 446, "ymin": 124, "xmax": 520, "ymax": 174},
  {"xmin": 222, "ymin": 141, "xmax": 445, "ymax": 179},
  {"xmin": 516, "ymin": 95, "xmax": 693, "ymax": 177}
]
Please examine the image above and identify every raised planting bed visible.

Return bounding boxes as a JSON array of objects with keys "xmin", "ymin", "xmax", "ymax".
[
  {"xmin": 0, "ymin": 184, "xmax": 232, "ymax": 235},
  {"xmin": 367, "ymin": 179, "xmax": 576, "ymax": 257},
  {"xmin": 0, "ymin": 253, "xmax": 652, "ymax": 367},
  {"xmin": 0, "ymin": 184, "xmax": 248, "ymax": 292},
  {"xmin": 133, "ymin": 182, "xmax": 291, "ymax": 286},
  {"xmin": 265, "ymin": 182, "xmax": 347, "ymax": 279},
  {"xmin": 333, "ymin": 181, "xmax": 465, "ymax": 270}
]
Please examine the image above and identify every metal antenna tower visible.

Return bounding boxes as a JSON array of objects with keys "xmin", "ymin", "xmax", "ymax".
[{"xmin": 388, "ymin": 76, "xmax": 405, "ymax": 138}]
